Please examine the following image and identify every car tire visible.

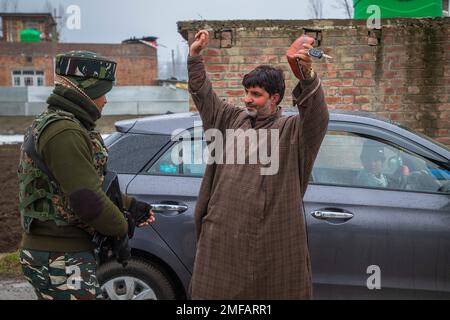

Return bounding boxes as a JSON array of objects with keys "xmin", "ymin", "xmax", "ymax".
[{"xmin": 97, "ymin": 258, "xmax": 177, "ymax": 300}]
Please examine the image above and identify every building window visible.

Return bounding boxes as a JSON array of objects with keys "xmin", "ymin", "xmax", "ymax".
[
  {"xmin": 24, "ymin": 77, "xmax": 34, "ymax": 86},
  {"xmin": 11, "ymin": 70, "xmax": 45, "ymax": 87}
]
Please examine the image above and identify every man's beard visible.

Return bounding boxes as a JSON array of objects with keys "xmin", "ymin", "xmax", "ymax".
[{"xmin": 245, "ymin": 100, "xmax": 272, "ymax": 118}]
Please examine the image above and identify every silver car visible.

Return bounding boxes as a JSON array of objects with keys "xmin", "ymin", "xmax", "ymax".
[{"xmin": 97, "ymin": 110, "xmax": 450, "ymax": 300}]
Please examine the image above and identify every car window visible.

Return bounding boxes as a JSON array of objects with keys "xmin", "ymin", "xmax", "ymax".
[
  {"xmin": 107, "ymin": 133, "xmax": 170, "ymax": 174},
  {"xmin": 147, "ymin": 140, "xmax": 206, "ymax": 177},
  {"xmin": 312, "ymin": 131, "xmax": 450, "ymax": 194}
]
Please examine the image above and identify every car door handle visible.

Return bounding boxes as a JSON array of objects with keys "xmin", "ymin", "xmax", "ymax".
[
  {"xmin": 151, "ymin": 203, "xmax": 188, "ymax": 214},
  {"xmin": 311, "ymin": 210, "xmax": 354, "ymax": 220}
]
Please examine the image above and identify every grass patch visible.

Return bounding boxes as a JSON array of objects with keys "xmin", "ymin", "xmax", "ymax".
[{"xmin": 0, "ymin": 251, "xmax": 21, "ymax": 276}]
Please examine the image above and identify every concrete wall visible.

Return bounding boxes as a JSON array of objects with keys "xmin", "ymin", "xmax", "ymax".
[
  {"xmin": 0, "ymin": 86, "xmax": 188, "ymax": 116},
  {"xmin": 178, "ymin": 18, "xmax": 450, "ymax": 146}
]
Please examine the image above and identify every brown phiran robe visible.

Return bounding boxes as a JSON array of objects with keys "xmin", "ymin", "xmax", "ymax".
[{"xmin": 188, "ymin": 55, "xmax": 329, "ymax": 299}]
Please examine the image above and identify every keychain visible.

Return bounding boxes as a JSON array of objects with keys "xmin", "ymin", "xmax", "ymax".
[{"xmin": 307, "ymin": 47, "xmax": 332, "ymax": 59}]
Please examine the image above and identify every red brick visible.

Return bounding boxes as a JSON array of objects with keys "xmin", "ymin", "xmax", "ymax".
[
  {"xmin": 341, "ymin": 63, "xmax": 355, "ymax": 70},
  {"xmin": 325, "ymin": 96, "xmax": 342, "ymax": 104},
  {"xmin": 360, "ymin": 87, "xmax": 374, "ymax": 95},
  {"xmin": 342, "ymin": 96, "xmax": 354, "ymax": 104},
  {"xmin": 384, "ymin": 96, "xmax": 401, "ymax": 104},
  {"xmin": 321, "ymin": 63, "xmax": 338, "ymax": 71},
  {"xmin": 341, "ymin": 56, "xmax": 360, "ymax": 63},
  {"xmin": 363, "ymin": 70, "xmax": 373, "ymax": 78},
  {"xmin": 209, "ymin": 73, "xmax": 223, "ymax": 80},
  {"xmin": 205, "ymin": 49, "xmax": 222, "ymax": 56},
  {"xmin": 389, "ymin": 79, "xmax": 404, "ymax": 88},
  {"xmin": 395, "ymin": 87, "xmax": 407, "ymax": 95},
  {"xmin": 206, "ymin": 65, "xmax": 227, "ymax": 72},
  {"xmin": 361, "ymin": 104, "xmax": 375, "ymax": 111},
  {"xmin": 386, "ymin": 104, "xmax": 402, "ymax": 111},
  {"xmin": 322, "ymin": 79, "xmax": 343, "ymax": 87},
  {"xmin": 239, "ymin": 48, "xmax": 260, "ymax": 56},
  {"xmin": 436, "ymin": 137, "xmax": 450, "ymax": 145},
  {"xmin": 354, "ymin": 63, "xmax": 375, "ymax": 71},
  {"xmin": 408, "ymin": 86, "xmax": 420, "ymax": 94},
  {"xmin": 382, "ymin": 71, "xmax": 395, "ymax": 79},
  {"xmin": 0, "ymin": 42, "xmax": 157, "ymax": 86},
  {"xmin": 355, "ymin": 96, "xmax": 371, "ymax": 104},
  {"xmin": 203, "ymin": 56, "xmax": 223, "ymax": 64},
  {"xmin": 239, "ymin": 65, "xmax": 259, "ymax": 72},
  {"xmin": 340, "ymin": 88, "xmax": 360, "ymax": 95},
  {"xmin": 385, "ymin": 46, "xmax": 405, "ymax": 53},
  {"xmin": 228, "ymin": 64, "xmax": 239, "ymax": 72},
  {"xmin": 389, "ymin": 113, "xmax": 403, "ymax": 121},
  {"xmin": 355, "ymin": 79, "xmax": 375, "ymax": 86},
  {"xmin": 384, "ymin": 87, "xmax": 395, "ymax": 95},
  {"xmin": 339, "ymin": 71, "xmax": 361, "ymax": 78},
  {"xmin": 337, "ymin": 105, "xmax": 358, "ymax": 111},
  {"xmin": 212, "ymin": 81, "xmax": 228, "ymax": 88},
  {"xmin": 226, "ymin": 89, "xmax": 245, "ymax": 97},
  {"xmin": 225, "ymin": 73, "xmax": 246, "ymax": 80},
  {"xmin": 228, "ymin": 80, "xmax": 242, "ymax": 87},
  {"xmin": 342, "ymin": 79, "xmax": 354, "ymax": 86},
  {"xmin": 267, "ymin": 38, "xmax": 290, "ymax": 47}
]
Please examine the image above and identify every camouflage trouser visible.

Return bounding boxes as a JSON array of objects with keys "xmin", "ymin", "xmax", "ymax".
[{"xmin": 19, "ymin": 249, "xmax": 101, "ymax": 300}]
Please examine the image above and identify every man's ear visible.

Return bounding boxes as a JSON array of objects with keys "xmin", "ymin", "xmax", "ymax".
[{"xmin": 271, "ymin": 93, "xmax": 280, "ymax": 106}]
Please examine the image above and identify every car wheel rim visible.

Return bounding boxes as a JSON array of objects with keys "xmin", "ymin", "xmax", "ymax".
[{"xmin": 101, "ymin": 276, "xmax": 157, "ymax": 300}]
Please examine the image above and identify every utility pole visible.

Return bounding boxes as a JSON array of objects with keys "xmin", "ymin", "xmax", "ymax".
[{"xmin": 171, "ymin": 49, "xmax": 176, "ymax": 79}]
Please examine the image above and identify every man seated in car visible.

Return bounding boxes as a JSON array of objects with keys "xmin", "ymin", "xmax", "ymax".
[{"xmin": 355, "ymin": 140, "xmax": 389, "ymax": 188}]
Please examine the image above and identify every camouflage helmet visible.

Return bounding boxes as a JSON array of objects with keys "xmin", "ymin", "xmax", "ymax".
[
  {"xmin": 55, "ymin": 51, "xmax": 117, "ymax": 99},
  {"xmin": 55, "ymin": 50, "xmax": 117, "ymax": 81}
]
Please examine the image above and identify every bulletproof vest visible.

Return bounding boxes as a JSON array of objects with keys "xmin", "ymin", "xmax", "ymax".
[{"xmin": 17, "ymin": 108, "xmax": 108, "ymax": 234}]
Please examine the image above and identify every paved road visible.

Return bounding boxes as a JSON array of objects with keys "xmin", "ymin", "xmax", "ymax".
[{"xmin": 0, "ymin": 279, "xmax": 37, "ymax": 300}]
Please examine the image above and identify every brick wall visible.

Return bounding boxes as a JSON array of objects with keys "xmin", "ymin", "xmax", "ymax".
[
  {"xmin": 178, "ymin": 18, "xmax": 450, "ymax": 146},
  {"xmin": 0, "ymin": 42, "xmax": 157, "ymax": 86}
]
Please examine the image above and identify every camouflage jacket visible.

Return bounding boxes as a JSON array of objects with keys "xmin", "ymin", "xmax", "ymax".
[{"xmin": 18, "ymin": 109, "xmax": 108, "ymax": 234}]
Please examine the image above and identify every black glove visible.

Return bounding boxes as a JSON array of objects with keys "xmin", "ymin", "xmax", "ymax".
[
  {"xmin": 112, "ymin": 234, "xmax": 131, "ymax": 268},
  {"xmin": 128, "ymin": 199, "xmax": 152, "ymax": 225}
]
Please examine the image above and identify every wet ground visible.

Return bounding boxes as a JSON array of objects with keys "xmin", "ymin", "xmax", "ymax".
[
  {"xmin": 0, "ymin": 277, "xmax": 36, "ymax": 300},
  {"xmin": 0, "ymin": 144, "xmax": 21, "ymax": 253}
]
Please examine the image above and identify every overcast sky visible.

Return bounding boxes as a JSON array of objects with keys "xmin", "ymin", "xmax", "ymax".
[{"xmin": 9, "ymin": 0, "xmax": 350, "ymax": 62}]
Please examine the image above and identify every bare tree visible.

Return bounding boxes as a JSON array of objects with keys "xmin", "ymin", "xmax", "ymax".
[
  {"xmin": 333, "ymin": 0, "xmax": 354, "ymax": 19},
  {"xmin": 56, "ymin": 4, "xmax": 67, "ymax": 36},
  {"xmin": 42, "ymin": 1, "xmax": 66, "ymax": 41},
  {"xmin": 44, "ymin": 0, "xmax": 52, "ymax": 13},
  {"xmin": 309, "ymin": 0, "xmax": 323, "ymax": 19}
]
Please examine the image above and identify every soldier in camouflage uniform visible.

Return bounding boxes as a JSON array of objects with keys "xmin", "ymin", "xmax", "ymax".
[{"xmin": 17, "ymin": 51, "xmax": 155, "ymax": 300}]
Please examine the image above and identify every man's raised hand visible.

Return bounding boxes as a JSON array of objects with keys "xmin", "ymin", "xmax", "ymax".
[
  {"xmin": 190, "ymin": 30, "xmax": 209, "ymax": 57},
  {"xmin": 286, "ymin": 35, "xmax": 315, "ymax": 80}
]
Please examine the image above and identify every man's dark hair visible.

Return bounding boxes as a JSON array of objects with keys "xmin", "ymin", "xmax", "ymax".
[{"xmin": 242, "ymin": 65, "xmax": 285, "ymax": 105}]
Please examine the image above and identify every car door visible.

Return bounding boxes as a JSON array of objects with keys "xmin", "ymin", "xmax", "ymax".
[
  {"xmin": 305, "ymin": 127, "xmax": 450, "ymax": 299},
  {"xmin": 126, "ymin": 137, "xmax": 205, "ymax": 273}
]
